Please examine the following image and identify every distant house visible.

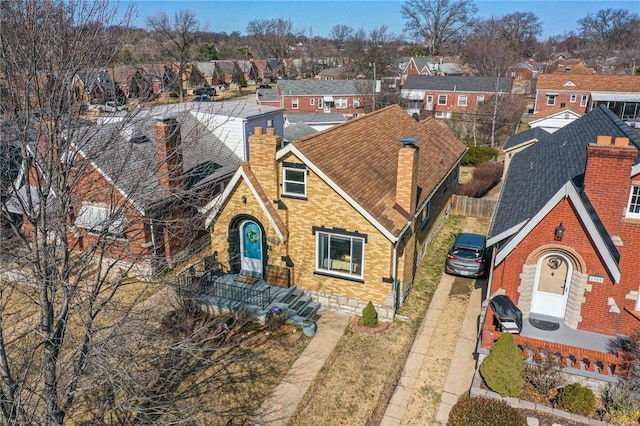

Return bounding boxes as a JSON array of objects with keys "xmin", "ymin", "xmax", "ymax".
[
  {"xmin": 256, "ymin": 79, "xmax": 371, "ymax": 116},
  {"xmin": 482, "ymin": 106, "xmax": 640, "ymax": 381},
  {"xmin": 203, "ymin": 105, "xmax": 466, "ymax": 320},
  {"xmin": 72, "ymin": 71, "xmax": 118, "ymax": 106},
  {"xmin": 401, "ymin": 75, "xmax": 513, "ymax": 119},
  {"xmin": 317, "ymin": 65, "xmax": 357, "ymax": 81},
  {"xmin": 533, "ymin": 74, "xmax": 640, "ymax": 128}
]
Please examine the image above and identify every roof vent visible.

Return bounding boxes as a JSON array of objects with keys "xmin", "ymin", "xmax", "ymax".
[{"xmin": 121, "ymin": 124, "xmax": 148, "ymax": 144}]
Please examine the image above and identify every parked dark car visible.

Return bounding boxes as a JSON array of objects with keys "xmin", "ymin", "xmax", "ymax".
[
  {"xmin": 258, "ymin": 84, "xmax": 271, "ymax": 89},
  {"xmin": 445, "ymin": 233, "xmax": 487, "ymax": 278},
  {"xmin": 192, "ymin": 95, "xmax": 211, "ymax": 102},
  {"xmin": 194, "ymin": 86, "xmax": 216, "ymax": 96}
]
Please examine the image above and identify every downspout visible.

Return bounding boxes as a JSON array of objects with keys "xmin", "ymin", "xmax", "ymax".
[{"xmin": 392, "ymin": 219, "xmax": 412, "ymax": 314}]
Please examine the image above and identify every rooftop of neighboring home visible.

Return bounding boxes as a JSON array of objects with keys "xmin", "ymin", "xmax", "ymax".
[
  {"xmin": 489, "ymin": 106, "xmax": 640, "ymax": 242},
  {"xmin": 503, "ymin": 127, "xmax": 550, "ymax": 151},
  {"xmin": 105, "ymin": 100, "xmax": 284, "ymax": 121},
  {"xmin": 285, "ymin": 104, "xmax": 466, "ymax": 235},
  {"xmin": 285, "ymin": 112, "xmax": 347, "ymax": 126},
  {"xmin": 277, "ymin": 79, "xmax": 366, "ymax": 96},
  {"xmin": 283, "ymin": 122, "xmax": 317, "ymax": 143},
  {"xmin": 256, "ymin": 87, "xmax": 280, "ymax": 103},
  {"xmin": 72, "ymin": 110, "xmax": 241, "ymax": 212},
  {"xmin": 402, "ymin": 75, "xmax": 513, "ymax": 93},
  {"xmin": 536, "ymin": 74, "xmax": 640, "ymax": 92}
]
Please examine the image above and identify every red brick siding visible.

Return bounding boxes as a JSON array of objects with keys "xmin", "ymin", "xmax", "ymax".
[
  {"xmin": 281, "ymin": 95, "xmax": 368, "ymax": 114},
  {"xmin": 534, "ymin": 89, "xmax": 590, "ymax": 115},
  {"xmin": 423, "ymin": 91, "xmax": 490, "ymax": 114},
  {"xmin": 493, "ymin": 197, "xmax": 640, "ymax": 336}
]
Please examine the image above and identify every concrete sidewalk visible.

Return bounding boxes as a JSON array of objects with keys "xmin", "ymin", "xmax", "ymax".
[{"xmin": 253, "ymin": 310, "xmax": 351, "ymax": 426}]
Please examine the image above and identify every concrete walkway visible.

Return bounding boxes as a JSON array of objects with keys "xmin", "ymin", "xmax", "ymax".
[{"xmin": 253, "ymin": 310, "xmax": 351, "ymax": 426}]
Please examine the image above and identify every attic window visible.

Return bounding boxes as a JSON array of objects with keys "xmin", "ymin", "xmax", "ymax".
[
  {"xmin": 282, "ymin": 164, "xmax": 306, "ymax": 198},
  {"xmin": 563, "ymin": 81, "xmax": 576, "ymax": 87}
]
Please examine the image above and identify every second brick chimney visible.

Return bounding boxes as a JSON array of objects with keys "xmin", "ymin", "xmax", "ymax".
[
  {"xmin": 154, "ymin": 116, "xmax": 183, "ymax": 192},
  {"xmin": 396, "ymin": 138, "xmax": 420, "ymax": 218},
  {"xmin": 583, "ymin": 135, "xmax": 637, "ymax": 236},
  {"xmin": 248, "ymin": 126, "xmax": 282, "ymax": 201}
]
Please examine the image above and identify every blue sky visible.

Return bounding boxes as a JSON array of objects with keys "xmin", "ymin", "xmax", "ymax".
[{"xmin": 129, "ymin": 0, "xmax": 639, "ymax": 40}]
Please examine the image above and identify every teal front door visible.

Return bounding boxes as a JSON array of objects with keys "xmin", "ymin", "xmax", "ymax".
[{"xmin": 240, "ymin": 220, "xmax": 263, "ymax": 277}]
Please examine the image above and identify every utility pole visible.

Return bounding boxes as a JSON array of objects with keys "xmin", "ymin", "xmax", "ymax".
[{"xmin": 372, "ymin": 61, "xmax": 376, "ymax": 112}]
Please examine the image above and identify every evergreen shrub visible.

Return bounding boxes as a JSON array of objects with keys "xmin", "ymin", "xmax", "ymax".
[
  {"xmin": 361, "ymin": 301, "xmax": 378, "ymax": 328},
  {"xmin": 479, "ymin": 333, "xmax": 525, "ymax": 397},
  {"xmin": 557, "ymin": 383, "xmax": 596, "ymax": 416},
  {"xmin": 447, "ymin": 396, "xmax": 525, "ymax": 426}
]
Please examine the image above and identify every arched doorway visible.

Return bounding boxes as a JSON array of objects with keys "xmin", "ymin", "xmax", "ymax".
[
  {"xmin": 530, "ymin": 253, "xmax": 572, "ymax": 318},
  {"xmin": 238, "ymin": 219, "xmax": 263, "ymax": 277}
]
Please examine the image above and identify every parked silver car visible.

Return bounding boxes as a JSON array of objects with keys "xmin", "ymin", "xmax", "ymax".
[{"xmin": 445, "ymin": 233, "xmax": 487, "ymax": 278}]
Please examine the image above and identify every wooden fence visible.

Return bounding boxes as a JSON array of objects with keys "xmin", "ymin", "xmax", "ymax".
[{"xmin": 450, "ymin": 194, "xmax": 497, "ymax": 218}]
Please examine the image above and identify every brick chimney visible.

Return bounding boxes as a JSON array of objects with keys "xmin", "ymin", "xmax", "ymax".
[
  {"xmin": 248, "ymin": 126, "xmax": 282, "ymax": 201},
  {"xmin": 396, "ymin": 138, "xmax": 420, "ymax": 218},
  {"xmin": 583, "ymin": 135, "xmax": 637, "ymax": 236},
  {"xmin": 154, "ymin": 116, "xmax": 183, "ymax": 192}
]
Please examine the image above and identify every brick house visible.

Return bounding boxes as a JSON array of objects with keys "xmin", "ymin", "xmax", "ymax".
[
  {"xmin": 401, "ymin": 75, "xmax": 513, "ymax": 119},
  {"xmin": 481, "ymin": 106, "xmax": 640, "ymax": 380},
  {"xmin": 256, "ymin": 79, "xmax": 371, "ymax": 116},
  {"xmin": 203, "ymin": 105, "xmax": 466, "ymax": 320},
  {"xmin": 13, "ymin": 103, "xmax": 284, "ymax": 273},
  {"xmin": 533, "ymin": 74, "xmax": 640, "ymax": 128}
]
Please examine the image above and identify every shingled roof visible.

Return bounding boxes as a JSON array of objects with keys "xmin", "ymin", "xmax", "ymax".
[
  {"xmin": 72, "ymin": 111, "xmax": 241, "ymax": 213},
  {"xmin": 489, "ymin": 106, "xmax": 640, "ymax": 241},
  {"xmin": 536, "ymin": 74, "xmax": 640, "ymax": 92},
  {"xmin": 289, "ymin": 104, "xmax": 466, "ymax": 236},
  {"xmin": 403, "ymin": 75, "xmax": 513, "ymax": 93},
  {"xmin": 277, "ymin": 79, "xmax": 364, "ymax": 96}
]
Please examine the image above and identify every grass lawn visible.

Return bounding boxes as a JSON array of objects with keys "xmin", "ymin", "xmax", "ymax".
[{"xmin": 288, "ymin": 215, "xmax": 470, "ymax": 425}]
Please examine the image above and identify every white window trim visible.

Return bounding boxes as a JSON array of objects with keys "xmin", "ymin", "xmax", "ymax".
[
  {"xmin": 477, "ymin": 96, "xmax": 484, "ymax": 106},
  {"xmin": 626, "ymin": 185, "xmax": 640, "ymax": 219},
  {"xmin": 457, "ymin": 95, "xmax": 468, "ymax": 107},
  {"xmin": 315, "ymin": 231, "xmax": 364, "ymax": 280},
  {"xmin": 547, "ymin": 94, "xmax": 557, "ymax": 106},
  {"xmin": 437, "ymin": 95, "xmax": 447, "ymax": 105},
  {"xmin": 353, "ymin": 98, "xmax": 360, "ymax": 108},
  {"xmin": 282, "ymin": 166, "xmax": 306, "ymax": 197},
  {"xmin": 335, "ymin": 97, "xmax": 348, "ymax": 109},
  {"xmin": 580, "ymin": 94, "xmax": 588, "ymax": 107},
  {"xmin": 292, "ymin": 98, "xmax": 299, "ymax": 109},
  {"xmin": 570, "ymin": 94, "xmax": 577, "ymax": 103}
]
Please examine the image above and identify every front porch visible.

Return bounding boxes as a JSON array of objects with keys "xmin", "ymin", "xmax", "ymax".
[
  {"xmin": 176, "ymin": 271, "xmax": 321, "ymax": 325},
  {"xmin": 481, "ymin": 309, "xmax": 625, "ymax": 381}
]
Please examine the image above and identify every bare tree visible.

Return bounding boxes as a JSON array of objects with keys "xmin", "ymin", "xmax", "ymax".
[
  {"xmin": 0, "ymin": 1, "xmax": 292, "ymax": 424},
  {"xmin": 463, "ymin": 18, "xmax": 516, "ymax": 77},
  {"xmin": 499, "ymin": 12, "xmax": 542, "ymax": 58},
  {"xmin": 578, "ymin": 8, "xmax": 640, "ymax": 54},
  {"xmin": 146, "ymin": 9, "xmax": 203, "ymax": 102},
  {"xmin": 329, "ymin": 24, "xmax": 353, "ymax": 56},
  {"xmin": 401, "ymin": 0, "xmax": 478, "ymax": 55},
  {"xmin": 246, "ymin": 18, "xmax": 297, "ymax": 59}
]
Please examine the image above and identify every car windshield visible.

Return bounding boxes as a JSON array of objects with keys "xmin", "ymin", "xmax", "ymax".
[{"xmin": 452, "ymin": 246, "xmax": 482, "ymax": 259}]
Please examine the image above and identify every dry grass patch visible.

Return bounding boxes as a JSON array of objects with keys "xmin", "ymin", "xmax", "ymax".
[{"xmin": 289, "ymin": 216, "xmax": 467, "ymax": 425}]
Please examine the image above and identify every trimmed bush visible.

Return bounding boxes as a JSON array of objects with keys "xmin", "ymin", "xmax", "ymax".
[
  {"xmin": 447, "ymin": 396, "xmax": 526, "ymax": 426},
  {"xmin": 602, "ymin": 381, "xmax": 640, "ymax": 423},
  {"xmin": 361, "ymin": 301, "xmax": 378, "ymax": 328},
  {"xmin": 457, "ymin": 161, "xmax": 503, "ymax": 198},
  {"xmin": 460, "ymin": 145, "xmax": 499, "ymax": 166},
  {"xmin": 557, "ymin": 383, "xmax": 596, "ymax": 416},
  {"xmin": 480, "ymin": 333, "xmax": 525, "ymax": 397}
]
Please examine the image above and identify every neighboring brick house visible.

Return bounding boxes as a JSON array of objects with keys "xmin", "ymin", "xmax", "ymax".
[
  {"xmin": 533, "ymin": 74, "xmax": 640, "ymax": 128},
  {"xmin": 481, "ymin": 106, "xmax": 640, "ymax": 380},
  {"xmin": 72, "ymin": 71, "xmax": 118, "ymax": 105},
  {"xmin": 203, "ymin": 105, "xmax": 466, "ymax": 320},
  {"xmin": 256, "ymin": 79, "xmax": 371, "ymax": 116},
  {"xmin": 14, "ymin": 103, "xmax": 284, "ymax": 273},
  {"xmin": 401, "ymin": 75, "xmax": 513, "ymax": 119}
]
